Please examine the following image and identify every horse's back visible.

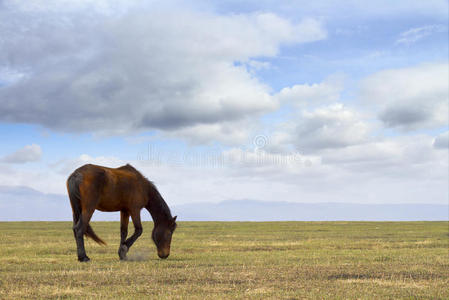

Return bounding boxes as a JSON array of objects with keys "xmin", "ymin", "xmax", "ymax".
[
  {"xmin": 71, "ymin": 163, "xmax": 146, "ymax": 212},
  {"xmin": 73, "ymin": 163, "xmax": 135, "ymax": 183},
  {"xmin": 73, "ymin": 163, "xmax": 107, "ymax": 184}
]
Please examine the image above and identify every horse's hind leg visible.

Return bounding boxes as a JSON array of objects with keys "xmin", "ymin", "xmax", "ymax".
[
  {"xmin": 118, "ymin": 210, "xmax": 129, "ymax": 260},
  {"xmin": 73, "ymin": 218, "xmax": 89, "ymax": 262},
  {"xmin": 73, "ymin": 208, "xmax": 95, "ymax": 262}
]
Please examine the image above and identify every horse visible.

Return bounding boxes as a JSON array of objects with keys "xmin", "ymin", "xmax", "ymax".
[{"xmin": 66, "ymin": 163, "xmax": 177, "ymax": 262}]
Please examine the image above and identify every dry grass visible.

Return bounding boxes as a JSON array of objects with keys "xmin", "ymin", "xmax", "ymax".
[{"xmin": 0, "ymin": 221, "xmax": 448, "ymax": 299}]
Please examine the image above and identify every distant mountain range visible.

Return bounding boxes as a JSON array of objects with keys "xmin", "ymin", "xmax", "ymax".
[
  {"xmin": 172, "ymin": 200, "xmax": 449, "ymax": 221},
  {"xmin": 0, "ymin": 186, "xmax": 447, "ymax": 221}
]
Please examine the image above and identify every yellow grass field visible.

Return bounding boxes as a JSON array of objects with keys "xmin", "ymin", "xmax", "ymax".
[{"xmin": 0, "ymin": 221, "xmax": 448, "ymax": 299}]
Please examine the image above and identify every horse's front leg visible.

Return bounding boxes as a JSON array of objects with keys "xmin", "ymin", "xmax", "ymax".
[
  {"xmin": 118, "ymin": 210, "xmax": 129, "ymax": 260},
  {"xmin": 123, "ymin": 210, "xmax": 143, "ymax": 253}
]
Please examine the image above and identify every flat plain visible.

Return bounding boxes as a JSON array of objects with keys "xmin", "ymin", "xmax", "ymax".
[{"xmin": 0, "ymin": 221, "xmax": 448, "ymax": 299}]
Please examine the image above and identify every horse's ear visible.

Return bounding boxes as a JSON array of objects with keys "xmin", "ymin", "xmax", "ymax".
[{"xmin": 173, "ymin": 216, "xmax": 177, "ymax": 222}]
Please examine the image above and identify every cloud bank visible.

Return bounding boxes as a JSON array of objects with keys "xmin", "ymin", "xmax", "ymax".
[{"xmin": 0, "ymin": 3, "xmax": 326, "ymax": 146}]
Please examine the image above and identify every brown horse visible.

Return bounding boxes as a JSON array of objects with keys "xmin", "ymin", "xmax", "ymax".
[{"xmin": 66, "ymin": 163, "xmax": 177, "ymax": 262}]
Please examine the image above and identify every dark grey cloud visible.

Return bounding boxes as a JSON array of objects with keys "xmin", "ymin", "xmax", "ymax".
[
  {"xmin": 379, "ymin": 105, "xmax": 432, "ymax": 128},
  {"xmin": 359, "ymin": 63, "xmax": 448, "ymax": 131},
  {"xmin": 0, "ymin": 3, "xmax": 325, "ymax": 137}
]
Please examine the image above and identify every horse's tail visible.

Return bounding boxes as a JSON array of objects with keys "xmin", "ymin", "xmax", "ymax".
[
  {"xmin": 67, "ymin": 171, "xmax": 106, "ymax": 245},
  {"xmin": 67, "ymin": 172, "xmax": 83, "ymax": 225},
  {"xmin": 85, "ymin": 224, "xmax": 106, "ymax": 245}
]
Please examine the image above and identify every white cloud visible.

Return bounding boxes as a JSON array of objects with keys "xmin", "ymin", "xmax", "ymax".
[
  {"xmin": 321, "ymin": 135, "xmax": 444, "ymax": 171},
  {"xmin": 133, "ymin": 133, "xmax": 448, "ymax": 205},
  {"xmin": 0, "ymin": 144, "xmax": 42, "ymax": 163},
  {"xmin": 222, "ymin": 147, "xmax": 319, "ymax": 172},
  {"xmin": 0, "ymin": 132, "xmax": 447, "ymax": 212},
  {"xmin": 359, "ymin": 62, "xmax": 449, "ymax": 130},
  {"xmin": 245, "ymin": 60, "xmax": 271, "ymax": 71},
  {"xmin": 316, "ymin": 135, "xmax": 448, "ymax": 204},
  {"xmin": 268, "ymin": 76, "xmax": 370, "ymax": 154},
  {"xmin": 293, "ymin": 104, "xmax": 369, "ymax": 153},
  {"xmin": 396, "ymin": 24, "xmax": 447, "ymax": 45},
  {"xmin": 276, "ymin": 75, "xmax": 344, "ymax": 107},
  {"xmin": 433, "ymin": 131, "xmax": 449, "ymax": 149},
  {"xmin": 0, "ymin": 3, "xmax": 326, "ymax": 145},
  {"xmin": 51, "ymin": 154, "xmax": 124, "ymax": 176},
  {"xmin": 166, "ymin": 120, "xmax": 255, "ymax": 146},
  {"xmin": 0, "ymin": 154, "xmax": 123, "ymax": 194},
  {"xmin": 321, "ymin": 141, "xmax": 402, "ymax": 169}
]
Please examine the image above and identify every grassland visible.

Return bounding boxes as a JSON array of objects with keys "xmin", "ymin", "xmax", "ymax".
[{"xmin": 0, "ymin": 221, "xmax": 448, "ymax": 299}]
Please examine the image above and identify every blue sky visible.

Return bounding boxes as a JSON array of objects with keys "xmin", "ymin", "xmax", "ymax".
[{"xmin": 0, "ymin": 0, "xmax": 448, "ymax": 220}]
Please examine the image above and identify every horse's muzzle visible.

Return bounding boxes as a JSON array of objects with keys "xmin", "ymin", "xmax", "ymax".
[{"xmin": 158, "ymin": 249, "xmax": 170, "ymax": 259}]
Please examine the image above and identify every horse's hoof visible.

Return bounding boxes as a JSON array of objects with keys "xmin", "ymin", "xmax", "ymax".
[
  {"xmin": 118, "ymin": 244, "xmax": 128, "ymax": 260},
  {"xmin": 78, "ymin": 256, "xmax": 90, "ymax": 262}
]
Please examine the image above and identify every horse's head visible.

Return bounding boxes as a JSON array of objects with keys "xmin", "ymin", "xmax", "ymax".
[{"xmin": 152, "ymin": 216, "xmax": 177, "ymax": 259}]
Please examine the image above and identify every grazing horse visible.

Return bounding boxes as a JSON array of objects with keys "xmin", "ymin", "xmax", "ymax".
[{"xmin": 66, "ymin": 163, "xmax": 177, "ymax": 262}]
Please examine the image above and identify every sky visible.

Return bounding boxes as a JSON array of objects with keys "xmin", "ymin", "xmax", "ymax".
[{"xmin": 0, "ymin": 0, "xmax": 448, "ymax": 220}]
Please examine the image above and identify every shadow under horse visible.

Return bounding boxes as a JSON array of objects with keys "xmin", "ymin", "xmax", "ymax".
[{"xmin": 66, "ymin": 163, "xmax": 177, "ymax": 262}]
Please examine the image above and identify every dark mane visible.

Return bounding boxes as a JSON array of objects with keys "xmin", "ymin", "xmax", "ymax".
[
  {"xmin": 145, "ymin": 179, "xmax": 173, "ymax": 223},
  {"xmin": 118, "ymin": 163, "xmax": 140, "ymax": 173},
  {"xmin": 119, "ymin": 164, "xmax": 173, "ymax": 222}
]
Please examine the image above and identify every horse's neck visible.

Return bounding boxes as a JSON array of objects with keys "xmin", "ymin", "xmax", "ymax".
[{"xmin": 146, "ymin": 194, "xmax": 171, "ymax": 225}]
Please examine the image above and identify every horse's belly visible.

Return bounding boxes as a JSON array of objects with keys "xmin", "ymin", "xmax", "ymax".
[
  {"xmin": 96, "ymin": 196, "xmax": 123, "ymax": 212},
  {"xmin": 96, "ymin": 205, "xmax": 119, "ymax": 212}
]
